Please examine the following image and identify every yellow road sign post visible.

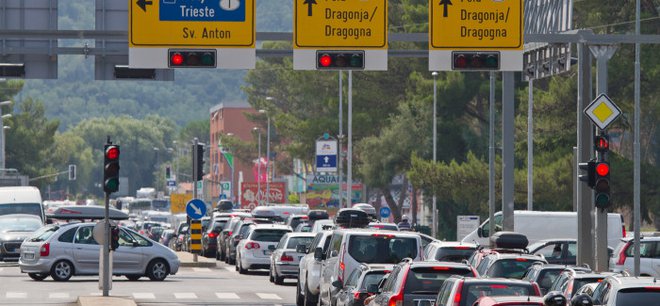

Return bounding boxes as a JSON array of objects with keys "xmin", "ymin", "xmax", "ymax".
[
  {"xmin": 128, "ymin": 0, "xmax": 255, "ymax": 69},
  {"xmin": 189, "ymin": 220, "xmax": 202, "ymax": 254},
  {"xmin": 293, "ymin": 0, "xmax": 388, "ymax": 70},
  {"xmin": 429, "ymin": 0, "xmax": 524, "ymax": 71}
]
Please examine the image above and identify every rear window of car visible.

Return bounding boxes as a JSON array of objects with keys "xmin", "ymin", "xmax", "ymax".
[
  {"xmin": 435, "ymin": 247, "xmax": 477, "ymax": 262},
  {"xmin": 404, "ymin": 267, "xmax": 474, "ymax": 294},
  {"xmin": 251, "ymin": 229, "xmax": 290, "ymax": 242},
  {"xmin": 27, "ymin": 225, "xmax": 59, "ymax": 242},
  {"xmin": 286, "ymin": 236, "xmax": 314, "ymax": 249},
  {"xmin": 348, "ymin": 235, "xmax": 418, "ymax": 263},
  {"xmin": 571, "ymin": 278, "xmax": 605, "ymax": 295},
  {"xmin": 212, "ymin": 220, "xmax": 228, "ymax": 232},
  {"xmin": 487, "ymin": 259, "xmax": 545, "ymax": 279},
  {"xmin": 615, "ymin": 288, "xmax": 660, "ymax": 304},
  {"xmin": 360, "ymin": 271, "xmax": 388, "ymax": 290},
  {"xmin": 463, "ymin": 283, "xmax": 536, "ymax": 306}
]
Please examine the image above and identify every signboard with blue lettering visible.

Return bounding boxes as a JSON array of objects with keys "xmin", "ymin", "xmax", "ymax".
[
  {"xmin": 186, "ymin": 198, "xmax": 207, "ymax": 220},
  {"xmin": 315, "ymin": 139, "xmax": 338, "ymax": 173},
  {"xmin": 159, "ymin": 0, "xmax": 245, "ymax": 22}
]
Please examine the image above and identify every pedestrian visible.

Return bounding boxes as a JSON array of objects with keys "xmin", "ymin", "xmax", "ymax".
[{"xmin": 397, "ymin": 215, "xmax": 412, "ymax": 231}]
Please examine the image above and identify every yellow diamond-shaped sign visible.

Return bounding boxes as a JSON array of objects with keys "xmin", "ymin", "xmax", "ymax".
[{"xmin": 584, "ymin": 94, "xmax": 621, "ymax": 130}]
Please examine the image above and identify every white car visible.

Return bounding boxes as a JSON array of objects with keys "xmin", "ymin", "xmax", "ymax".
[
  {"xmin": 297, "ymin": 230, "xmax": 333, "ymax": 306},
  {"xmin": 235, "ymin": 224, "xmax": 291, "ymax": 274},
  {"xmin": 610, "ymin": 236, "xmax": 660, "ymax": 277},
  {"xmin": 269, "ymin": 232, "xmax": 315, "ymax": 284}
]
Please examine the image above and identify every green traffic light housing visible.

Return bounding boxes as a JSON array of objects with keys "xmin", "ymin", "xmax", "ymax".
[{"xmin": 168, "ymin": 49, "xmax": 217, "ymax": 68}]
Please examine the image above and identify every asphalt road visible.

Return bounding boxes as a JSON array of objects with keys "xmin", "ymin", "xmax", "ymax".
[{"xmin": 0, "ymin": 260, "xmax": 297, "ymax": 305}]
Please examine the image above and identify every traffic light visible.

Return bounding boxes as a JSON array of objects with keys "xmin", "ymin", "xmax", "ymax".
[
  {"xmin": 595, "ymin": 135, "xmax": 609, "ymax": 152},
  {"xmin": 195, "ymin": 144, "xmax": 204, "ymax": 181},
  {"xmin": 578, "ymin": 159, "xmax": 595, "ymax": 188},
  {"xmin": 168, "ymin": 49, "xmax": 216, "ymax": 68},
  {"xmin": 165, "ymin": 166, "xmax": 171, "ymax": 180},
  {"xmin": 110, "ymin": 226, "xmax": 119, "ymax": 251},
  {"xmin": 103, "ymin": 144, "xmax": 120, "ymax": 193},
  {"xmin": 594, "ymin": 161, "xmax": 610, "ymax": 208},
  {"xmin": 452, "ymin": 51, "xmax": 500, "ymax": 71},
  {"xmin": 316, "ymin": 51, "xmax": 365, "ymax": 70},
  {"xmin": 68, "ymin": 164, "xmax": 76, "ymax": 181}
]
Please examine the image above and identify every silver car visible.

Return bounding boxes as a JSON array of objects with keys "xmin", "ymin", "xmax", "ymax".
[
  {"xmin": 269, "ymin": 232, "xmax": 315, "ymax": 284},
  {"xmin": 19, "ymin": 222, "xmax": 180, "ymax": 281}
]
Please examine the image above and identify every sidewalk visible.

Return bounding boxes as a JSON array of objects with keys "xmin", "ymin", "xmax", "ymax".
[{"xmin": 176, "ymin": 251, "xmax": 217, "ymax": 268}]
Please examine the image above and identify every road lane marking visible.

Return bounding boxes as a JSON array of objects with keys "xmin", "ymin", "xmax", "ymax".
[
  {"xmin": 215, "ymin": 292, "xmax": 240, "ymax": 299},
  {"xmin": 193, "ymin": 267, "xmax": 212, "ymax": 272},
  {"xmin": 49, "ymin": 293, "xmax": 69, "ymax": 299},
  {"xmin": 6, "ymin": 292, "xmax": 27, "ymax": 298},
  {"xmin": 133, "ymin": 293, "xmax": 156, "ymax": 299},
  {"xmin": 174, "ymin": 292, "xmax": 198, "ymax": 299},
  {"xmin": 256, "ymin": 293, "xmax": 282, "ymax": 300}
]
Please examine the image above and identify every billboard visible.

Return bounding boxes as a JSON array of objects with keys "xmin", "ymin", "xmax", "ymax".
[{"xmin": 240, "ymin": 182, "xmax": 286, "ymax": 210}]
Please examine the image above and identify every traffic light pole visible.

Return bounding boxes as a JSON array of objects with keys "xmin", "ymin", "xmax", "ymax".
[
  {"xmin": 577, "ymin": 43, "xmax": 595, "ymax": 268},
  {"xmin": 501, "ymin": 72, "xmax": 515, "ymax": 232},
  {"xmin": 591, "ymin": 44, "xmax": 617, "ymax": 272},
  {"xmin": 192, "ymin": 137, "xmax": 198, "ymax": 263},
  {"xmin": 102, "ymin": 192, "xmax": 110, "ymax": 296}
]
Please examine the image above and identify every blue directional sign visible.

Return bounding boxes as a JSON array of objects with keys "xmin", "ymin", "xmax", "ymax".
[
  {"xmin": 379, "ymin": 207, "xmax": 391, "ymax": 218},
  {"xmin": 159, "ymin": 0, "xmax": 246, "ymax": 22},
  {"xmin": 316, "ymin": 139, "xmax": 338, "ymax": 172},
  {"xmin": 167, "ymin": 180, "xmax": 176, "ymax": 187},
  {"xmin": 186, "ymin": 198, "xmax": 207, "ymax": 220},
  {"xmin": 316, "ymin": 155, "xmax": 337, "ymax": 171}
]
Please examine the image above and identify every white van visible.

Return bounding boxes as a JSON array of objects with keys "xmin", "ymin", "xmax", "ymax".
[
  {"xmin": 0, "ymin": 186, "xmax": 45, "ymax": 223},
  {"xmin": 461, "ymin": 210, "xmax": 625, "ymax": 249}
]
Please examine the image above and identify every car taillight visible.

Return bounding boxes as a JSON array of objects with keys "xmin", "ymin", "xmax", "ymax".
[
  {"xmin": 616, "ymin": 242, "xmax": 630, "ymax": 265},
  {"xmin": 228, "ymin": 231, "xmax": 232, "ymax": 236},
  {"xmin": 433, "ymin": 266, "xmax": 451, "ymax": 270},
  {"xmin": 644, "ymin": 287, "xmax": 660, "ymax": 291},
  {"xmin": 454, "ymin": 246, "xmax": 472, "ymax": 250},
  {"xmin": 354, "ymin": 291, "xmax": 362, "ymax": 299},
  {"xmin": 371, "ymin": 233, "xmax": 395, "ymax": 239},
  {"xmin": 245, "ymin": 242, "xmax": 260, "ymax": 249},
  {"xmin": 622, "ymin": 225, "xmax": 626, "ymax": 238},
  {"xmin": 281, "ymin": 253, "xmax": 294, "ymax": 262},
  {"xmin": 40, "ymin": 243, "xmax": 50, "ymax": 257},
  {"xmin": 388, "ymin": 294, "xmax": 403, "ymax": 306},
  {"xmin": 452, "ymin": 280, "xmax": 464, "ymax": 306},
  {"xmin": 532, "ymin": 282, "xmax": 542, "ymax": 296},
  {"xmin": 515, "ymin": 258, "xmax": 528, "ymax": 262},
  {"xmin": 208, "ymin": 232, "xmax": 218, "ymax": 239}
]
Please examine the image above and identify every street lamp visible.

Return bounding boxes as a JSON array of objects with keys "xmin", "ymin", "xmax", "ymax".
[
  {"xmin": 261, "ymin": 98, "xmax": 273, "ymax": 204},
  {"xmin": 253, "ymin": 127, "xmax": 262, "ymax": 205},
  {"xmin": 0, "ymin": 100, "xmax": 12, "ymax": 170},
  {"xmin": 432, "ymin": 72, "xmax": 438, "ymax": 238},
  {"xmin": 225, "ymin": 133, "xmax": 236, "ymax": 203}
]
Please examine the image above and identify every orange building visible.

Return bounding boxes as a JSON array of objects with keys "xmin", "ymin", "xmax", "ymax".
[{"xmin": 209, "ymin": 102, "xmax": 257, "ymax": 205}]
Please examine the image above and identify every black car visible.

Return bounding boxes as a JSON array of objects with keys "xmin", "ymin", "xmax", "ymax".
[
  {"xmin": 201, "ymin": 217, "xmax": 230, "ymax": 258},
  {"xmin": 217, "ymin": 217, "xmax": 242, "ymax": 261},
  {"xmin": 369, "ymin": 259, "xmax": 476, "ymax": 306},
  {"xmin": 548, "ymin": 269, "xmax": 619, "ymax": 300},
  {"xmin": 335, "ymin": 264, "xmax": 391, "ymax": 306},
  {"xmin": 475, "ymin": 252, "xmax": 547, "ymax": 279},
  {"xmin": 522, "ymin": 263, "xmax": 590, "ymax": 295}
]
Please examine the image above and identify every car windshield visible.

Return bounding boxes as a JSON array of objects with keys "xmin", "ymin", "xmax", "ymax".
[
  {"xmin": 0, "ymin": 203, "xmax": 43, "ymax": 219},
  {"xmin": 488, "ymin": 259, "xmax": 545, "ymax": 279},
  {"xmin": 463, "ymin": 283, "xmax": 535, "ymax": 306},
  {"xmin": 348, "ymin": 235, "xmax": 418, "ymax": 263},
  {"xmin": 360, "ymin": 271, "xmax": 388, "ymax": 290},
  {"xmin": 251, "ymin": 229, "xmax": 290, "ymax": 242},
  {"xmin": 286, "ymin": 236, "xmax": 314, "ymax": 249},
  {"xmin": 404, "ymin": 267, "xmax": 474, "ymax": 294},
  {"xmin": 435, "ymin": 247, "xmax": 476, "ymax": 262},
  {"xmin": 615, "ymin": 288, "xmax": 660, "ymax": 305},
  {"xmin": 0, "ymin": 217, "xmax": 42, "ymax": 232},
  {"xmin": 27, "ymin": 225, "xmax": 60, "ymax": 242},
  {"xmin": 571, "ymin": 278, "xmax": 605, "ymax": 295}
]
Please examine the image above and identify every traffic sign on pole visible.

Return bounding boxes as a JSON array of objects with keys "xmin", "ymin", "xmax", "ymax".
[
  {"xmin": 584, "ymin": 94, "xmax": 622, "ymax": 131},
  {"xmin": 429, "ymin": 0, "xmax": 524, "ymax": 71},
  {"xmin": 186, "ymin": 198, "xmax": 207, "ymax": 220},
  {"xmin": 293, "ymin": 0, "xmax": 388, "ymax": 70},
  {"xmin": 129, "ymin": 0, "xmax": 255, "ymax": 69},
  {"xmin": 315, "ymin": 139, "xmax": 338, "ymax": 172}
]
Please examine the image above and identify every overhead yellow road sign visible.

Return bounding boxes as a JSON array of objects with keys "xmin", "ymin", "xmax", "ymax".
[
  {"xmin": 584, "ymin": 93, "xmax": 622, "ymax": 130},
  {"xmin": 130, "ymin": 0, "xmax": 255, "ymax": 47},
  {"xmin": 430, "ymin": 0, "xmax": 523, "ymax": 50},
  {"xmin": 294, "ymin": 0, "xmax": 387, "ymax": 49}
]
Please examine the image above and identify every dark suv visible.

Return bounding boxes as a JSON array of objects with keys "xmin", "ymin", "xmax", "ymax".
[
  {"xmin": 369, "ymin": 260, "xmax": 476, "ymax": 306},
  {"xmin": 475, "ymin": 252, "xmax": 547, "ymax": 279},
  {"xmin": 434, "ymin": 276, "xmax": 542, "ymax": 306},
  {"xmin": 522, "ymin": 263, "xmax": 590, "ymax": 294},
  {"xmin": 548, "ymin": 269, "xmax": 619, "ymax": 300}
]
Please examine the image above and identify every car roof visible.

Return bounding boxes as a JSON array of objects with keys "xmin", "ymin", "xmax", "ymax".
[
  {"xmin": 449, "ymin": 276, "xmax": 537, "ymax": 285},
  {"xmin": 406, "ymin": 260, "xmax": 473, "ymax": 269},
  {"xmin": 251, "ymin": 224, "xmax": 291, "ymax": 230},
  {"xmin": 284, "ymin": 232, "xmax": 316, "ymax": 238},
  {"xmin": 486, "ymin": 252, "xmax": 546, "ymax": 261},
  {"xmin": 331, "ymin": 228, "xmax": 420, "ymax": 237},
  {"xmin": 603, "ymin": 275, "xmax": 660, "ymax": 288},
  {"xmin": 429, "ymin": 241, "xmax": 478, "ymax": 248},
  {"xmin": 476, "ymin": 296, "xmax": 544, "ymax": 304}
]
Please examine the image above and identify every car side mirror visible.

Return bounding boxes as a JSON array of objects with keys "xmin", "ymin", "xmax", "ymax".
[
  {"xmin": 367, "ymin": 284, "xmax": 379, "ymax": 294},
  {"xmin": 332, "ymin": 280, "xmax": 343, "ymax": 289},
  {"xmin": 314, "ymin": 247, "xmax": 323, "ymax": 260},
  {"xmin": 296, "ymin": 244, "xmax": 307, "ymax": 253}
]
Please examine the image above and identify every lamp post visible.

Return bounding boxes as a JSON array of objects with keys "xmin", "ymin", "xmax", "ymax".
[
  {"xmin": 260, "ymin": 101, "xmax": 272, "ymax": 204},
  {"xmin": 253, "ymin": 127, "xmax": 262, "ymax": 205},
  {"xmin": 431, "ymin": 72, "xmax": 438, "ymax": 238},
  {"xmin": 225, "ymin": 133, "xmax": 236, "ymax": 203},
  {"xmin": 0, "ymin": 100, "xmax": 11, "ymax": 169}
]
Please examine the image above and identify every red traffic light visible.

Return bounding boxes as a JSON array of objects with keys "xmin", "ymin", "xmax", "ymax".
[
  {"xmin": 596, "ymin": 162, "xmax": 609, "ymax": 176},
  {"xmin": 170, "ymin": 53, "xmax": 184, "ymax": 66},
  {"xmin": 319, "ymin": 54, "xmax": 332, "ymax": 67},
  {"xmin": 452, "ymin": 51, "xmax": 500, "ymax": 71},
  {"xmin": 168, "ymin": 49, "xmax": 216, "ymax": 68},
  {"xmin": 105, "ymin": 146, "xmax": 120, "ymax": 160},
  {"xmin": 595, "ymin": 135, "xmax": 609, "ymax": 152}
]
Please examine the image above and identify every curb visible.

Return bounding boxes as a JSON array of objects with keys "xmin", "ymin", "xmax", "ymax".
[
  {"xmin": 77, "ymin": 296, "xmax": 137, "ymax": 306},
  {"xmin": 0, "ymin": 262, "xmax": 18, "ymax": 267},
  {"xmin": 179, "ymin": 261, "xmax": 217, "ymax": 268}
]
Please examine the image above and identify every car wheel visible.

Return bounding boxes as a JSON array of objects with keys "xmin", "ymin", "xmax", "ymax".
[
  {"xmin": 28, "ymin": 273, "xmax": 49, "ymax": 281},
  {"xmin": 50, "ymin": 260, "xmax": 74, "ymax": 282},
  {"xmin": 274, "ymin": 273, "xmax": 284, "ymax": 285},
  {"xmin": 126, "ymin": 275, "xmax": 141, "ymax": 281},
  {"xmin": 269, "ymin": 267, "xmax": 275, "ymax": 283},
  {"xmin": 296, "ymin": 281, "xmax": 305, "ymax": 306},
  {"xmin": 146, "ymin": 259, "xmax": 169, "ymax": 281},
  {"xmin": 305, "ymin": 280, "xmax": 319, "ymax": 306},
  {"xmin": 238, "ymin": 258, "xmax": 247, "ymax": 274}
]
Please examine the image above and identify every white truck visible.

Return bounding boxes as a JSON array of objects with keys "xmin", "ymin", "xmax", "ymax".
[
  {"xmin": 0, "ymin": 186, "xmax": 45, "ymax": 223},
  {"xmin": 461, "ymin": 210, "xmax": 625, "ymax": 249}
]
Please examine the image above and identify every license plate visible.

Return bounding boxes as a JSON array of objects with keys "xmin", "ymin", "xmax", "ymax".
[
  {"xmin": 263, "ymin": 250, "xmax": 272, "ymax": 255},
  {"xmin": 23, "ymin": 253, "xmax": 34, "ymax": 259}
]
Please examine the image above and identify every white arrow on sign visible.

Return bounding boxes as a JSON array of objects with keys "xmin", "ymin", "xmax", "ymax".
[
  {"xmin": 324, "ymin": 156, "xmax": 330, "ymax": 164},
  {"xmin": 191, "ymin": 203, "xmax": 202, "ymax": 215}
]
